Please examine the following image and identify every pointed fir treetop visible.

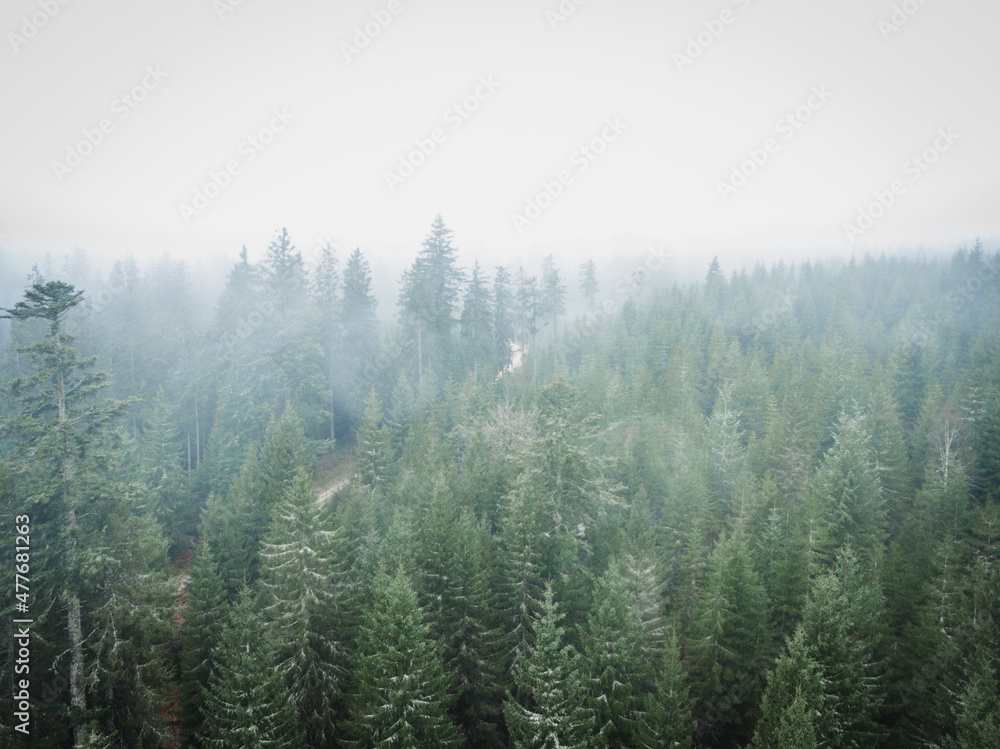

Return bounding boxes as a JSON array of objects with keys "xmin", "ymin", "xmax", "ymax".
[
  {"xmin": 1, "ymin": 280, "xmax": 84, "ymax": 325},
  {"xmin": 342, "ymin": 247, "xmax": 377, "ymax": 323},
  {"xmin": 505, "ymin": 581, "xmax": 593, "ymax": 749},
  {"xmin": 579, "ymin": 259, "xmax": 598, "ymax": 309}
]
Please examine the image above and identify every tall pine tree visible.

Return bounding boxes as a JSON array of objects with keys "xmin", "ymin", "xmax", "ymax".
[
  {"xmin": 504, "ymin": 583, "xmax": 594, "ymax": 749},
  {"xmin": 347, "ymin": 565, "xmax": 462, "ymax": 748}
]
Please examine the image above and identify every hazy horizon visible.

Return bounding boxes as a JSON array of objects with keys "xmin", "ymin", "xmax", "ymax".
[{"xmin": 2, "ymin": 0, "xmax": 998, "ymax": 279}]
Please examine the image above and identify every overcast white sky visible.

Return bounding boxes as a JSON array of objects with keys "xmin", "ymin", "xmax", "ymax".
[{"xmin": 1, "ymin": 0, "xmax": 998, "ymax": 275}]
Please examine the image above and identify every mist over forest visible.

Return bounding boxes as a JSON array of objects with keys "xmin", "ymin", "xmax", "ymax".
[
  {"xmin": 4, "ymin": 0, "xmax": 1000, "ymax": 747},
  {"xmin": 1, "ymin": 219, "xmax": 999, "ymax": 748}
]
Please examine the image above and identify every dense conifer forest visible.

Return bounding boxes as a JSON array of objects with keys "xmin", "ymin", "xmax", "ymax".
[{"xmin": 1, "ymin": 220, "xmax": 999, "ymax": 748}]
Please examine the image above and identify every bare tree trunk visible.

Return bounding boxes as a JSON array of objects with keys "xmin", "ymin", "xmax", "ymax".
[
  {"xmin": 66, "ymin": 497, "xmax": 85, "ymax": 746},
  {"xmin": 552, "ymin": 313, "xmax": 558, "ymax": 378},
  {"xmin": 329, "ymin": 348, "xmax": 336, "ymax": 444},
  {"xmin": 532, "ymin": 331, "xmax": 537, "ymax": 386},
  {"xmin": 68, "ymin": 590, "xmax": 85, "ymax": 747},
  {"xmin": 59, "ymin": 349, "xmax": 86, "ymax": 748},
  {"xmin": 417, "ymin": 325, "xmax": 423, "ymax": 386},
  {"xmin": 194, "ymin": 401, "xmax": 200, "ymax": 466}
]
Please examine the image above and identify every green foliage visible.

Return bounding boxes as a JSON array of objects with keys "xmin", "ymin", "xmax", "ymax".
[
  {"xmin": 809, "ymin": 412, "xmax": 886, "ymax": 565},
  {"xmin": 971, "ymin": 386, "xmax": 1000, "ymax": 503},
  {"xmin": 637, "ymin": 629, "xmax": 694, "ymax": 749},
  {"xmin": 180, "ymin": 542, "xmax": 227, "ymax": 746},
  {"xmin": 586, "ymin": 555, "xmax": 665, "ymax": 748},
  {"xmin": 356, "ymin": 387, "xmax": 390, "ymax": 491},
  {"xmin": 705, "ymin": 385, "xmax": 746, "ymax": 521},
  {"xmin": 461, "ymin": 261, "xmax": 494, "ymax": 382},
  {"xmin": 688, "ymin": 529, "xmax": 769, "ymax": 748},
  {"xmin": 138, "ymin": 388, "xmax": 196, "ymax": 554},
  {"xmin": 258, "ymin": 471, "xmax": 344, "ymax": 745},
  {"xmin": 199, "ymin": 588, "xmax": 303, "ymax": 748},
  {"xmin": 415, "ymin": 484, "xmax": 507, "ymax": 746},
  {"xmin": 199, "ymin": 409, "xmax": 312, "ymax": 591},
  {"xmin": 948, "ymin": 660, "xmax": 1000, "ymax": 749},
  {"xmin": 399, "ymin": 215, "xmax": 464, "ymax": 385},
  {"xmin": 762, "ymin": 546, "xmax": 888, "ymax": 749},
  {"xmin": 0, "ymin": 281, "xmax": 171, "ymax": 748},
  {"xmin": 770, "ymin": 686, "xmax": 818, "ymax": 749},
  {"xmin": 347, "ymin": 565, "xmax": 463, "ymax": 748},
  {"xmin": 749, "ymin": 629, "xmax": 822, "ymax": 749},
  {"xmin": 4, "ymin": 243, "xmax": 1000, "ymax": 748},
  {"xmin": 504, "ymin": 583, "xmax": 594, "ymax": 749},
  {"xmin": 493, "ymin": 265, "xmax": 516, "ymax": 371}
]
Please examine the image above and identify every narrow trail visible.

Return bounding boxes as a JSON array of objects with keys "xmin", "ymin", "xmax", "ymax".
[
  {"xmin": 316, "ymin": 476, "xmax": 351, "ymax": 506},
  {"xmin": 159, "ymin": 457, "xmax": 352, "ymax": 745},
  {"xmin": 164, "ymin": 546, "xmax": 195, "ymax": 749}
]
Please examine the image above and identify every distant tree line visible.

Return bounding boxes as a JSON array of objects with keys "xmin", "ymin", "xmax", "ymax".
[{"xmin": 1, "ymin": 225, "xmax": 998, "ymax": 748}]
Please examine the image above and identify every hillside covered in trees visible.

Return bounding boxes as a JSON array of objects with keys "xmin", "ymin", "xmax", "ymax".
[{"xmin": 2, "ymin": 220, "xmax": 999, "ymax": 748}]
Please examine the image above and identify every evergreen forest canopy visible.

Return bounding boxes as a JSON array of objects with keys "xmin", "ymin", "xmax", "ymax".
[{"xmin": 1, "ymin": 218, "xmax": 999, "ymax": 748}]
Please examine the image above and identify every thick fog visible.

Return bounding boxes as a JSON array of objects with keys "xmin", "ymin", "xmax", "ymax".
[
  {"xmin": 1, "ymin": 0, "xmax": 999, "ymax": 277},
  {"xmin": 4, "ymin": 4, "xmax": 1000, "ymax": 748}
]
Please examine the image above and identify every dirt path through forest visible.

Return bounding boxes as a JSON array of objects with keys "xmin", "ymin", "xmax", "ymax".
[{"xmin": 315, "ymin": 476, "xmax": 351, "ymax": 506}]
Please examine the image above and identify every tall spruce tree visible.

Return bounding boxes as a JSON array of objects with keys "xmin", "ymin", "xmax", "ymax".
[
  {"xmin": 753, "ymin": 546, "xmax": 888, "ymax": 749},
  {"xmin": 493, "ymin": 265, "xmax": 515, "ymax": 372},
  {"xmin": 809, "ymin": 411, "xmax": 885, "ymax": 566},
  {"xmin": 579, "ymin": 260, "xmax": 598, "ymax": 311},
  {"xmin": 399, "ymin": 216, "xmax": 463, "ymax": 385},
  {"xmin": 749, "ymin": 628, "xmax": 823, "ymax": 749},
  {"xmin": 500, "ymin": 487, "xmax": 545, "ymax": 668},
  {"xmin": 504, "ymin": 583, "xmax": 594, "ymax": 749},
  {"xmin": 311, "ymin": 241, "xmax": 340, "ymax": 443},
  {"xmin": 347, "ymin": 565, "xmax": 462, "ymax": 748},
  {"xmin": 179, "ymin": 541, "xmax": 228, "ymax": 748},
  {"xmin": 1, "ymin": 282, "xmax": 173, "ymax": 747},
  {"xmin": 586, "ymin": 555, "xmax": 665, "ymax": 748},
  {"xmin": 341, "ymin": 247, "xmax": 378, "ymax": 417},
  {"xmin": 199, "ymin": 587, "xmax": 303, "ymax": 748},
  {"xmin": 541, "ymin": 255, "xmax": 566, "ymax": 376},
  {"xmin": 515, "ymin": 270, "xmax": 542, "ymax": 385},
  {"xmin": 139, "ymin": 388, "xmax": 194, "ymax": 555},
  {"xmin": 416, "ymin": 483, "xmax": 507, "ymax": 747},
  {"xmin": 262, "ymin": 228, "xmax": 308, "ymax": 317},
  {"xmin": 948, "ymin": 660, "xmax": 1000, "ymax": 749},
  {"xmin": 460, "ymin": 261, "xmax": 494, "ymax": 383},
  {"xmin": 638, "ymin": 629, "xmax": 694, "ymax": 749},
  {"xmin": 355, "ymin": 387, "xmax": 390, "ymax": 492},
  {"xmin": 688, "ymin": 528, "xmax": 768, "ymax": 748},
  {"xmin": 705, "ymin": 385, "xmax": 745, "ymax": 521},
  {"xmin": 258, "ymin": 471, "xmax": 343, "ymax": 746}
]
